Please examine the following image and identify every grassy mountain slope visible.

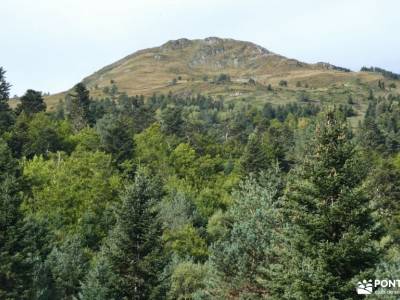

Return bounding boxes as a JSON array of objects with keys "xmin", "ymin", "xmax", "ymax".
[{"xmin": 38, "ymin": 37, "xmax": 399, "ymax": 118}]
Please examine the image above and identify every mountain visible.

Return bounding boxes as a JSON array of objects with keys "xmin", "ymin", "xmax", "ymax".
[{"xmin": 43, "ymin": 37, "xmax": 398, "ymax": 118}]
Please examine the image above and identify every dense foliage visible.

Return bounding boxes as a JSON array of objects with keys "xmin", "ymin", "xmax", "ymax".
[
  {"xmin": 361, "ymin": 66, "xmax": 400, "ymax": 80},
  {"xmin": 1, "ymin": 67, "xmax": 399, "ymax": 299}
]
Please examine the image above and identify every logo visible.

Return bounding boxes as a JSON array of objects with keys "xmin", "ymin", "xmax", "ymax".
[
  {"xmin": 356, "ymin": 279, "xmax": 400, "ymax": 295},
  {"xmin": 356, "ymin": 280, "xmax": 373, "ymax": 295}
]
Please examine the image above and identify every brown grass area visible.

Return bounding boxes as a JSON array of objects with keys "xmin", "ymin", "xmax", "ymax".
[{"xmin": 14, "ymin": 38, "xmax": 399, "ymax": 117}]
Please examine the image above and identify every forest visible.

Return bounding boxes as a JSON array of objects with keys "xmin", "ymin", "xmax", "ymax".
[{"xmin": 1, "ymin": 65, "xmax": 400, "ymax": 299}]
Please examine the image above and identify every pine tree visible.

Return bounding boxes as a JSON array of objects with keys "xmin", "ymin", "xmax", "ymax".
[
  {"xmin": 45, "ymin": 235, "xmax": 89, "ymax": 299},
  {"xmin": 274, "ymin": 109, "xmax": 381, "ymax": 299},
  {"xmin": 240, "ymin": 131, "xmax": 271, "ymax": 175},
  {"xmin": 210, "ymin": 169, "xmax": 282, "ymax": 298},
  {"xmin": 73, "ymin": 83, "xmax": 90, "ymax": 119},
  {"xmin": 0, "ymin": 67, "xmax": 15, "ymax": 133},
  {"xmin": 359, "ymin": 117, "xmax": 385, "ymax": 152},
  {"xmin": 17, "ymin": 89, "xmax": 46, "ymax": 115},
  {"xmin": 66, "ymin": 83, "xmax": 91, "ymax": 132},
  {"xmin": 367, "ymin": 160, "xmax": 400, "ymax": 246},
  {"xmin": 160, "ymin": 105, "xmax": 183, "ymax": 136},
  {"xmin": 81, "ymin": 169, "xmax": 165, "ymax": 300},
  {"xmin": 96, "ymin": 113, "xmax": 135, "ymax": 166},
  {"xmin": 0, "ymin": 139, "xmax": 44, "ymax": 299}
]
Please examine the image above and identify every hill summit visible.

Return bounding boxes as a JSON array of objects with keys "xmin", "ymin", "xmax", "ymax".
[
  {"xmin": 41, "ymin": 37, "xmax": 398, "ymax": 116},
  {"xmin": 80, "ymin": 37, "xmax": 355, "ymax": 96}
]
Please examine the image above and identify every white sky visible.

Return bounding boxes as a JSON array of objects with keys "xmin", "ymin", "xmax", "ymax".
[{"xmin": 2, "ymin": 0, "xmax": 399, "ymax": 96}]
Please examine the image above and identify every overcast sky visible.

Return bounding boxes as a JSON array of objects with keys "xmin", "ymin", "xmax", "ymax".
[{"xmin": 2, "ymin": 0, "xmax": 399, "ymax": 96}]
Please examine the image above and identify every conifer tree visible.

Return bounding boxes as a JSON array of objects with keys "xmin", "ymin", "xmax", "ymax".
[
  {"xmin": 210, "ymin": 169, "xmax": 282, "ymax": 298},
  {"xmin": 160, "ymin": 105, "xmax": 183, "ymax": 136},
  {"xmin": 0, "ymin": 139, "xmax": 46, "ymax": 299},
  {"xmin": 275, "ymin": 109, "xmax": 381, "ymax": 299},
  {"xmin": 359, "ymin": 116, "xmax": 385, "ymax": 152},
  {"xmin": 0, "ymin": 67, "xmax": 15, "ymax": 133},
  {"xmin": 96, "ymin": 113, "xmax": 135, "ymax": 166},
  {"xmin": 66, "ymin": 83, "xmax": 91, "ymax": 132},
  {"xmin": 17, "ymin": 89, "xmax": 46, "ymax": 115},
  {"xmin": 81, "ymin": 169, "xmax": 165, "ymax": 300},
  {"xmin": 240, "ymin": 131, "xmax": 270, "ymax": 175}
]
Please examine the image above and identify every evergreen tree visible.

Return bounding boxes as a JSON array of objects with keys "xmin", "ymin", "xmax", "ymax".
[
  {"xmin": 240, "ymin": 131, "xmax": 270, "ymax": 174},
  {"xmin": 45, "ymin": 235, "xmax": 90, "ymax": 299},
  {"xmin": 274, "ymin": 109, "xmax": 381, "ymax": 299},
  {"xmin": 0, "ymin": 67, "xmax": 11, "ymax": 102},
  {"xmin": 367, "ymin": 160, "xmax": 400, "ymax": 245},
  {"xmin": 0, "ymin": 139, "xmax": 48, "ymax": 299},
  {"xmin": 359, "ymin": 117, "xmax": 385, "ymax": 152},
  {"xmin": 17, "ymin": 89, "xmax": 46, "ymax": 115},
  {"xmin": 0, "ymin": 67, "xmax": 15, "ymax": 133},
  {"xmin": 160, "ymin": 105, "xmax": 183, "ymax": 136},
  {"xmin": 66, "ymin": 83, "xmax": 91, "ymax": 132},
  {"xmin": 96, "ymin": 113, "xmax": 134, "ymax": 166},
  {"xmin": 210, "ymin": 169, "xmax": 282, "ymax": 298},
  {"xmin": 73, "ymin": 83, "xmax": 90, "ymax": 119},
  {"xmin": 0, "ymin": 176, "xmax": 32, "ymax": 299},
  {"xmin": 81, "ymin": 169, "xmax": 165, "ymax": 300}
]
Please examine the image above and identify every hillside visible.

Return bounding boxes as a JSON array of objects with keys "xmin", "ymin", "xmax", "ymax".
[
  {"xmin": 3, "ymin": 41, "xmax": 400, "ymax": 300},
  {"xmin": 40, "ymin": 37, "xmax": 398, "ymax": 117}
]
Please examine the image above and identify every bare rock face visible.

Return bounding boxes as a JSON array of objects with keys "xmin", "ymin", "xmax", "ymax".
[
  {"xmin": 188, "ymin": 37, "xmax": 272, "ymax": 69},
  {"xmin": 204, "ymin": 36, "xmax": 222, "ymax": 44},
  {"xmin": 161, "ymin": 38, "xmax": 192, "ymax": 51}
]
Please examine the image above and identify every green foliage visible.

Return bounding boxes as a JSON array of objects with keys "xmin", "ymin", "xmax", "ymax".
[
  {"xmin": 6, "ymin": 112, "xmax": 73, "ymax": 158},
  {"xmin": 96, "ymin": 113, "xmax": 135, "ymax": 166},
  {"xmin": 361, "ymin": 66, "xmax": 400, "ymax": 80},
  {"xmin": 279, "ymin": 79, "xmax": 288, "ymax": 87},
  {"xmin": 0, "ymin": 138, "xmax": 19, "ymax": 180},
  {"xmin": 80, "ymin": 251, "xmax": 118, "ymax": 300},
  {"xmin": 23, "ymin": 149, "xmax": 121, "ymax": 243},
  {"xmin": 0, "ymin": 176, "xmax": 33, "ymax": 299},
  {"xmin": 347, "ymin": 94, "xmax": 354, "ymax": 105},
  {"xmin": 65, "ymin": 83, "xmax": 91, "ymax": 132},
  {"xmin": 45, "ymin": 235, "xmax": 90, "ymax": 299},
  {"xmin": 360, "ymin": 98, "xmax": 400, "ymax": 154},
  {"xmin": 135, "ymin": 123, "xmax": 172, "ymax": 175},
  {"xmin": 276, "ymin": 109, "xmax": 381, "ymax": 299},
  {"xmin": 160, "ymin": 105, "xmax": 184, "ymax": 136},
  {"xmin": 297, "ymin": 91, "xmax": 309, "ymax": 102},
  {"xmin": 164, "ymin": 224, "xmax": 208, "ymax": 262},
  {"xmin": 170, "ymin": 143, "xmax": 197, "ymax": 179},
  {"xmin": 69, "ymin": 126, "xmax": 101, "ymax": 152},
  {"xmin": 0, "ymin": 67, "xmax": 15, "ymax": 134},
  {"xmin": 214, "ymin": 73, "xmax": 231, "ymax": 84},
  {"xmin": 248, "ymin": 78, "xmax": 256, "ymax": 85},
  {"xmin": 0, "ymin": 140, "xmax": 49, "ymax": 299},
  {"xmin": 240, "ymin": 131, "xmax": 271, "ymax": 174},
  {"xmin": 368, "ymin": 159, "xmax": 400, "ymax": 246},
  {"xmin": 17, "ymin": 89, "xmax": 46, "ymax": 115},
  {"xmin": 158, "ymin": 190, "xmax": 198, "ymax": 231},
  {"xmin": 210, "ymin": 169, "xmax": 282, "ymax": 298},
  {"xmin": 168, "ymin": 261, "xmax": 210, "ymax": 300},
  {"xmin": 0, "ymin": 67, "xmax": 11, "ymax": 101},
  {"xmin": 0, "ymin": 82, "xmax": 395, "ymax": 300},
  {"xmin": 82, "ymin": 168, "xmax": 165, "ymax": 299}
]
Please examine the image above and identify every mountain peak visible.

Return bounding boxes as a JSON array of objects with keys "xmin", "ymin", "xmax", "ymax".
[
  {"xmin": 77, "ymin": 37, "xmax": 372, "ymax": 102},
  {"xmin": 161, "ymin": 38, "xmax": 193, "ymax": 50},
  {"xmin": 160, "ymin": 37, "xmax": 272, "ymax": 56}
]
